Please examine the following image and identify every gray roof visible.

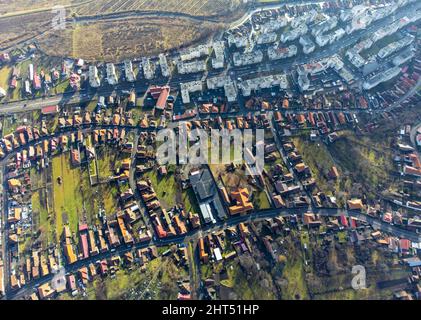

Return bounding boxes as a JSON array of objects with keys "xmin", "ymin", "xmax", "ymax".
[{"xmin": 190, "ymin": 168, "xmax": 227, "ymax": 220}]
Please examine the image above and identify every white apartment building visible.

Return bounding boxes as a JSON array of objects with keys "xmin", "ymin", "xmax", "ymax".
[
  {"xmin": 180, "ymin": 81, "xmax": 203, "ymax": 104},
  {"xmin": 393, "ymin": 49, "xmax": 415, "ymax": 66},
  {"xmin": 159, "ymin": 54, "xmax": 171, "ymax": 77},
  {"xmin": 238, "ymin": 73, "xmax": 289, "ymax": 96},
  {"xmin": 280, "ymin": 24, "xmax": 308, "ymax": 43},
  {"xmin": 300, "ymin": 35, "xmax": 316, "ymax": 54},
  {"xmin": 363, "ymin": 66, "xmax": 402, "ymax": 90},
  {"xmin": 206, "ymin": 76, "xmax": 238, "ymax": 102},
  {"xmin": 268, "ymin": 45, "xmax": 297, "ymax": 61},
  {"xmin": 232, "ymin": 50, "xmax": 264, "ymax": 67},
  {"xmin": 212, "ymin": 41, "xmax": 225, "ymax": 69},
  {"xmin": 180, "ymin": 44, "xmax": 210, "ymax": 62},
  {"xmin": 124, "ymin": 60, "xmax": 136, "ymax": 82},
  {"xmin": 228, "ymin": 34, "xmax": 249, "ymax": 48},
  {"xmin": 89, "ymin": 65, "xmax": 100, "ymax": 88},
  {"xmin": 177, "ymin": 60, "xmax": 207, "ymax": 74},
  {"xmin": 256, "ymin": 32, "xmax": 278, "ymax": 45},
  {"xmin": 377, "ymin": 35, "xmax": 414, "ymax": 59},
  {"xmin": 106, "ymin": 63, "xmax": 118, "ymax": 85}
]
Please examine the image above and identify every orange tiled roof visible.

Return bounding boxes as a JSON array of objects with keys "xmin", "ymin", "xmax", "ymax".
[{"xmin": 229, "ymin": 188, "xmax": 254, "ymax": 215}]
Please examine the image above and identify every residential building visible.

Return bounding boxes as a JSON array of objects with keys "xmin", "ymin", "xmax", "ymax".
[{"xmin": 89, "ymin": 65, "xmax": 100, "ymax": 88}]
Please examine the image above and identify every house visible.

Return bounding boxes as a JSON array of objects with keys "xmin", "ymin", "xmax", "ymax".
[
  {"xmin": 153, "ymin": 86, "xmax": 170, "ymax": 111},
  {"xmin": 63, "ymin": 226, "xmax": 77, "ymax": 264},
  {"xmin": 117, "ymin": 215, "xmax": 134, "ymax": 244},
  {"xmin": 347, "ymin": 199, "xmax": 365, "ymax": 211},
  {"xmin": 328, "ymin": 166, "xmax": 339, "ymax": 179},
  {"xmin": 199, "ymin": 238, "xmax": 209, "ymax": 263},
  {"xmin": 79, "ymin": 224, "xmax": 89, "ymax": 259},
  {"xmin": 272, "ymin": 194, "xmax": 286, "ymax": 208},
  {"xmin": 303, "ymin": 213, "xmax": 322, "ymax": 227},
  {"xmin": 173, "ymin": 215, "xmax": 187, "ymax": 235},
  {"xmin": 41, "ymin": 105, "xmax": 59, "ymax": 115},
  {"xmin": 99, "ymin": 260, "xmax": 108, "ymax": 276},
  {"xmin": 38, "ymin": 282, "xmax": 56, "ymax": 300},
  {"xmin": 189, "ymin": 212, "xmax": 201, "ymax": 228},
  {"xmin": 67, "ymin": 274, "xmax": 77, "ymax": 292},
  {"xmin": 158, "ymin": 166, "xmax": 167, "ymax": 176},
  {"xmin": 71, "ymin": 148, "xmax": 81, "ymax": 166},
  {"xmin": 399, "ymin": 239, "xmax": 411, "ymax": 254},
  {"xmin": 78, "ymin": 267, "xmax": 89, "ymax": 284},
  {"xmin": 229, "ymin": 188, "xmax": 254, "ymax": 215},
  {"xmin": 8, "ymin": 179, "xmax": 21, "ymax": 193},
  {"xmin": 8, "ymin": 207, "xmax": 21, "ymax": 223}
]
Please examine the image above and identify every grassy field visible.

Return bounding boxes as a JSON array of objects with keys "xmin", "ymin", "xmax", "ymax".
[
  {"xmin": 0, "ymin": 65, "xmax": 11, "ymax": 92},
  {"xmin": 281, "ymin": 257, "xmax": 309, "ymax": 300},
  {"xmin": 292, "ymin": 136, "xmax": 343, "ymax": 197},
  {"xmin": 51, "ymin": 153, "xmax": 102, "ymax": 240},
  {"xmin": 96, "ymin": 146, "xmax": 119, "ymax": 179},
  {"xmin": 254, "ymin": 190, "xmax": 271, "ymax": 209},
  {"xmin": 182, "ymin": 187, "xmax": 201, "ymax": 214},
  {"xmin": 31, "ymin": 166, "xmax": 54, "ymax": 248},
  {"xmin": 81, "ymin": 257, "xmax": 161, "ymax": 300},
  {"xmin": 143, "ymin": 169, "xmax": 177, "ymax": 209},
  {"xmin": 221, "ymin": 260, "xmax": 277, "ymax": 300},
  {"xmin": 327, "ymin": 131, "xmax": 395, "ymax": 202}
]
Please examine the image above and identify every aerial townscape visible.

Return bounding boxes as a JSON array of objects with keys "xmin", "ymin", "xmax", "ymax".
[{"xmin": 1, "ymin": 0, "xmax": 421, "ymax": 302}]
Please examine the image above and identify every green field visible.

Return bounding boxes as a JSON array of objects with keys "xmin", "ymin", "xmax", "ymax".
[
  {"xmin": 292, "ymin": 136, "xmax": 343, "ymax": 195},
  {"xmin": 327, "ymin": 132, "xmax": 395, "ymax": 202},
  {"xmin": 0, "ymin": 66, "xmax": 11, "ymax": 92},
  {"xmin": 52, "ymin": 153, "xmax": 101, "ymax": 240},
  {"xmin": 31, "ymin": 187, "xmax": 53, "ymax": 247},
  {"xmin": 254, "ymin": 190, "xmax": 271, "ymax": 209},
  {"xmin": 143, "ymin": 169, "xmax": 177, "ymax": 209},
  {"xmin": 220, "ymin": 260, "xmax": 277, "ymax": 300},
  {"xmin": 182, "ymin": 187, "xmax": 201, "ymax": 214}
]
